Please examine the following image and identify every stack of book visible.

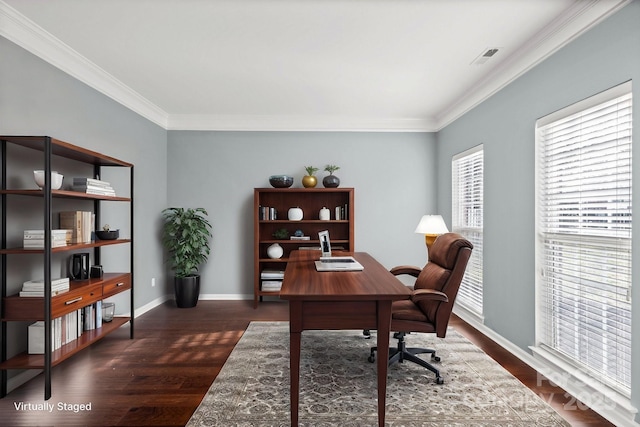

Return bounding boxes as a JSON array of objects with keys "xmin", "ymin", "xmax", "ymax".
[
  {"xmin": 72, "ymin": 177, "xmax": 116, "ymax": 196},
  {"xmin": 20, "ymin": 277, "xmax": 70, "ymax": 297},
  {"xmin": 23, "ymin": 229, "xmax": 71, "ymax": 249},
  {"xmin": 59, "ymin": 211, "xmax": 94, "ymax": 244},
  {"xmin": 261, "ymin": 269, "xmax": 285, "ymax": 292},
  {"xmin": 258, "ymin": 206, "xmax": 278, "ymax": 220},
  {"xmin": 27, "ymin": 300, "xmax": 104, "ymax": 354}
]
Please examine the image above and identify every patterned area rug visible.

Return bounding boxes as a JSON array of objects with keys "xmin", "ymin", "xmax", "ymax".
[{"xmin": 187, "ymin": 322, "xmax": 569, "ymax": 426}]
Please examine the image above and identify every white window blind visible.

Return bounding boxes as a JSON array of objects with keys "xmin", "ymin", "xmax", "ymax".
[
  {"xmin": 452, "ymin": 145, "xmax": 484, "ymax": 316},
  {"xmin": 536, "ymin": 82, "xmax": 632, "ymax": 396}
]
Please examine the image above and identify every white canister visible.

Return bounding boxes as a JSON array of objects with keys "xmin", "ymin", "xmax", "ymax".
[
  {"xmin": 267, "ymin": 243, "xmax": 284, "ymax": 259},
  {"xmin": 319, "ymin": 206, "xmax": 330, "ymax": 221},
  {"xmin": 288, "ymin": 207, "xmax": 303, "ymax": 221}
]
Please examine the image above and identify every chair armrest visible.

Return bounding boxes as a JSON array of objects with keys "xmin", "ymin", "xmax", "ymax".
[
  {"xmin": 389, "ymin": 265, "xmax": 422, "ymax": 278},
  {"xmin": 411, "ymin": 288, "xmax": 449, "ymax": 303}
]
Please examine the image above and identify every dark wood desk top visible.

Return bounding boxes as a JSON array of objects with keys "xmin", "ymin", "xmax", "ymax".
[{"xmin": 279, "ymin": 251, "xmax": 411, "ymax": 301}]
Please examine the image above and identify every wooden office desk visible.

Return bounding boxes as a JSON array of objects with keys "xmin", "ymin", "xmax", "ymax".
[{"xmin": 280, "ymin": 250, "xmax": 411, "ymax": 427}]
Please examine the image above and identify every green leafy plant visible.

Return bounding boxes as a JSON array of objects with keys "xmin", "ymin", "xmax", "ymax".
[
  {"xmin": 162, "ymin": 207, "xmax": 213, "ymax": 278},
  {"xmin": 324, "ymin": 164, "xmax": 340, "ymax": 175},
  {"xmin": 273, "ymin": 228, "xmax": 289, "ymax": 239},
  {"xmin": 304, "ymin": 166, "xmax": 319, "ymax": 176}
]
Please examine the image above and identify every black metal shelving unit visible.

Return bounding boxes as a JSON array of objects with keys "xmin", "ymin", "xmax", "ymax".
[{"xmin": 0, "ymin": 136, "xmax": 134, "ymax": 400}]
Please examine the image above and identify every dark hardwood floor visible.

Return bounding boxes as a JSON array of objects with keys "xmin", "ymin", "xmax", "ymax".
[{"xmin": 0, "ymin": 300, "xmax": 613, "ymax": 426}]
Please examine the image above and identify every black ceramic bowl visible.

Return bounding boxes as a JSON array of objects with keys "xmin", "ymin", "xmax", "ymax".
[
  {"xmin": 269, "ymin": 175, "xmax": 294, "ymax": 188},
  {"xmin": 96, "ymin": 230, "xmax": 119, "ymax": 240}
]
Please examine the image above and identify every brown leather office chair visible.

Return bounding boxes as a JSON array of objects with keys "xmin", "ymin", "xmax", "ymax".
[{"xmin": 368, "ymin": 232, "xmax": 473, "ymax": 384}]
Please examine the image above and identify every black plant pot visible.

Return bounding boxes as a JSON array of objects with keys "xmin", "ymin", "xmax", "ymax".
[
  {"xmin": 175, "ymin": 275, "xmax": 200, "ymax": 308},
  {"xmin": 323, "ymin": 174, "xmax": 340, "ymax": 188}
]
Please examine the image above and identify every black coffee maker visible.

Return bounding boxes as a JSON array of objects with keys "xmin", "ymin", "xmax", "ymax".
[{"xmin": 69, "ymin": 253, "xmax": 90, "ymax": 280}]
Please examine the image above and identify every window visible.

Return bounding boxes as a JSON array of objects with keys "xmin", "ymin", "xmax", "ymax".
[
  {"xmin": 535, "ymin": 82, "xmax": 632, "ymax": 396},
  {"xmin": 452, "ymin": 145, "xmax": 484, "ymax": 316}
]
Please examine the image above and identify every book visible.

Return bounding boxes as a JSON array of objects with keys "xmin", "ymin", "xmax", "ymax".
[
  {"xmin": 23, "ymin": 240, "xmax": 69, "ymax": 249},
  {"xmin": 59, "ymin": 211, "xmax": 93, "ymax": 243},
  {"xmin": 20, "ymin": 278, "xmax": 70, "ymax": 297},
  {"xmin": 261, "ymin": 280, "xmax": 282, "ymax": 291},
  {"xmin": 71, "ymin": 185, "xmax": 116, "ymax": 196},
  {"xmin": 261, "ymin": 269, "xmax": 285, "ymax": 279},
  {"xmin": 71, "ymin": 177, "xmax": 116, "ymax": 196},
  {"xmin": 72, "ymin": 177, "xmax": 111, "ymax": 187}
]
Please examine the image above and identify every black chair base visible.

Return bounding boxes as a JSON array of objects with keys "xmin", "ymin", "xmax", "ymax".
[{"xmin": 369, "ymin": 332, "xmax": 444, "ymax": 384}]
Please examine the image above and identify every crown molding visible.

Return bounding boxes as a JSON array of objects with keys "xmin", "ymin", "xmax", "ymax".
[
  {"xmin": 167, "ymin": 114, "xmax": 437, "ymax": 132},
  {"xmin": 434, "ymin": 0, "xmax": 631, "ymax": 131},
  {"xmin": 0, "ymin": 0, "xmax": 168, "ymax": 128}
]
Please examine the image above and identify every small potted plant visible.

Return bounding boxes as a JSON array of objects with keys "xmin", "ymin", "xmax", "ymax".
[
  {"xmin": 161, "ymin": 207, "xmax": 213, "ymax": 308},
  {"xmin": 302, "ymin": 166, "xmax": 319, "ymax": 188},
  {"xmin": 323, "ymin": 164, "xmax": 341, "ymax": 188}
]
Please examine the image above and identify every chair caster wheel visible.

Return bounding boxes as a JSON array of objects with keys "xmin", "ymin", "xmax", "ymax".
[
  {"xmin": 436, "ymin": 377, "xmax": 444, "ymax": 385},
  {"xmin": 432, "ymin": 355, "xmax": 441, "ymax": 362}
]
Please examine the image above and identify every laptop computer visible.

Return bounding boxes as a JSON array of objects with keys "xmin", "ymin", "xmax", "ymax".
[{"xmin": 315, "ymin": 230, "xmax": 364, "ymax": 271}]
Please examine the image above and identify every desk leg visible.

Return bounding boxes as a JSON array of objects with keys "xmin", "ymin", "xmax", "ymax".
[
  {"xmin": 376, "ymin": 300, "xmax": 392, "ymax": 427},
  {"xmin": 289, "ymin": 301, "xmax": 303, "ymax": 427}
]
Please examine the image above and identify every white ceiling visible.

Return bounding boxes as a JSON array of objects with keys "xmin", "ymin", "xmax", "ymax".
[{"xmin": 0, "ymin": 0, "xmax": 630, "ymax": 131}]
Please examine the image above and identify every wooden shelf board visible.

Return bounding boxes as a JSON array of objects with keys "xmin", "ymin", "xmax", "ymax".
[
  {"xmin": 0, "ymin": 239, "xmax": 131, "ymax": 255},
  {"xmin": 0, "ymin": 317, "xmax": 130, "ymax": 370},
  {"xmin": 259, "ymin": 220, "xmax": 349, "ymax": 224},
  {"xmin": 0, "ymin": 189, "xmax": 130, "ymax": 201},
  {"xmin": 0, "ymin": 135, "xmax": 132, "ymax": 167}
]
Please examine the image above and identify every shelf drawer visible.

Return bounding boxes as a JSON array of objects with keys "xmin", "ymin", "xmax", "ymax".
[
  {"xmin": 102, "ymin": 274, "xmax": 131, "ymax": 298},
  {"xmin": 51, "ymin": 283, "xmax": 102, "ymax": 317}
]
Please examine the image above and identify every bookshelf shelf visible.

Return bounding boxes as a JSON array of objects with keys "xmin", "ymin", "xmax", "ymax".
[
  {"xmin": 0, "ymin": 135, "xmax": 134, "ymax": 400},
  {"xmin": 253, "ymin": 187, "xmax": 354, "ymax": 307},
  {"xmin": 0, "ymin": 317, "xmax": 129, "ymax": 370}
]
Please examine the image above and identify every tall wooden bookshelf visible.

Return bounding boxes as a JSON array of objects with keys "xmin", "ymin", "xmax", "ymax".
[
  {"xmin": 253, "ymin": 187, "xmax": 354, "ymax": 308},
  {"xmin": 0, "ymin": 136, "xmax": 134, "ymax": 399}
]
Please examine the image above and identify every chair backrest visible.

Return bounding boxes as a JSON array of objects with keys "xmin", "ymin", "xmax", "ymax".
[{"xmin": 414, "ymin": 232, "xmax": 473, "ymax": 337}]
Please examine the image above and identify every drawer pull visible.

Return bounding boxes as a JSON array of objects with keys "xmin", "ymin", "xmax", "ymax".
[
  {"xmin": 116, "ymin": 282, "xmax": 125, "ymax": 287},
  {"xmin": 65, "ymin": 297, "xmax": 83, "ymax": 305}
]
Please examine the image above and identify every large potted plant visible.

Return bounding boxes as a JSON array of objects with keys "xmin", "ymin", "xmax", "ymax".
[{"xmin": 161, "ymin": 207, "xmax": 213, "ymax": 308}]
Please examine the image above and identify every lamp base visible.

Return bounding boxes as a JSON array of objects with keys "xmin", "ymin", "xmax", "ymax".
[{"xmin": 425, "ymin": 234, "xmax": 439, "ymax": 259}]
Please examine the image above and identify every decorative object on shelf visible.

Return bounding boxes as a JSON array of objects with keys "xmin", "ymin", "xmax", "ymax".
[
  {"xmin": 162, "ymin": 207, "xmax": 213, "ymax": 308},
  {"xmin": 294, "ymin": 229, "xmax": 304, "ymax": 237},
  {"xmin": 414, "ymin": 214, "xmax": 449, "ymax": 258},
  {"xmin": 34, "ymin": 170, "xmax": 63, "ymax": 190},
  {"xmin": 69, "ymin": 253, "xmax": 90, "ymax": 280},
  {"xmin": 319, "ymin": 206, "xmax": 330, "ymax": 220},
  {"xmin": 288, "ymin": 206, "xmax": 304, "ymax": 221},
  {"xmin": 302, "ymin": 166, "xmax": 319, "ymax": 188},
  {"xmin": 322, "ymin": 165, "xmax": 341, "ymax": 188},
  {"xmin": 90, "ymin": 264, "xmax": 103, "ymax": 278},
  {"xmin": 267, "ymin": 243, "xmax": 284, "ymax": 259},
  {"xmin": 269, "ymin": 175, "xmax": 294, "ymax": 188},
  {"xmin": 273, "ymin": 228, "xmax": 289, "ymax": 239},
  {"xmin": 101, "ymin": 302, "xmax": 115, "ymax": 322},
  {"xmin": 96, "ymin": 224, "xmax": 119, "ymax": 240}
]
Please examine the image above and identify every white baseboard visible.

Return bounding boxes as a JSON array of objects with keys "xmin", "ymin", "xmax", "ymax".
[{"xmin": 453, "ymin": 307, "xmax": 639, "ymax": 427}]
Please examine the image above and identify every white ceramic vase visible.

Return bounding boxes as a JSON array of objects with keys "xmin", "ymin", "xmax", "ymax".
[
  {"xmin": 288, "ymin": 207, "xmax": 303, "ymax": 221},
  {"xmin": 267, "ymin": 243, "xmax": 284, "ymax": 259}
]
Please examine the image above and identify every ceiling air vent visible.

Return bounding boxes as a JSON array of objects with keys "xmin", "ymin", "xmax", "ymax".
[{"xmin": 471, "ymin": 48, "xmax": 500, "ymax": 65}]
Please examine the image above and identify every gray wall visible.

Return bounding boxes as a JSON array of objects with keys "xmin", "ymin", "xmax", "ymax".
[
  {"xmin": 436, "ymin": 0, "xmax": 640, "ymax": 417},
  {"xmin": 166, "ymin": 130, "xmax": 437, "ymax": 297},
  {"xmin": 0, "ymin": 37, "xmax": 169, "ymax": 317}
]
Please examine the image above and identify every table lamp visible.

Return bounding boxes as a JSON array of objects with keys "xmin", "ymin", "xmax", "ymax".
[{"xmin": 415, "ymin": 215, "xmax": 449, "ymax": 255}]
